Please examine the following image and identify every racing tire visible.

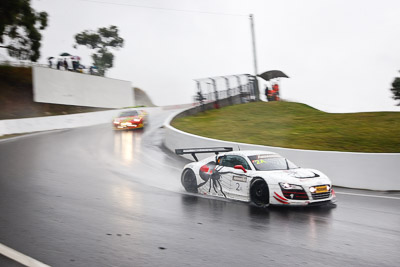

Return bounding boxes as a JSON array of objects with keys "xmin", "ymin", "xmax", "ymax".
[
  {"xmin": 181, "ymin": 169, "xmax": 198, "ymax": 193},
  {"xmin": 250, "ymin": 178, "xmax": 269, "ymax": 207}
]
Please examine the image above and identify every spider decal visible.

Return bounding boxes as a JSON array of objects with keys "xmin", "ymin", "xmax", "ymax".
[{"xmin": 198, "ymin": 162, "xmax": 230, "ymax": 198}]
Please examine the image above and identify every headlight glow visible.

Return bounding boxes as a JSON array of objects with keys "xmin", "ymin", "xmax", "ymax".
[
  {"xmin": 309, "ymin": 186, "xmax": 316, "ymax": 193},
  {"xmin": 279, "ymin": 182, "xmax": 303, "ymax": 190}
]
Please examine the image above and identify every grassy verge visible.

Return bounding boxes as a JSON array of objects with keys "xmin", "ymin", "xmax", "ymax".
[
  {"xmin": 0, "ymin": 133, "xmax": 29, "ymax": 140},
  {"xmin": 171, "ymin": 101, "xmax": 400, "ymax": 153}
]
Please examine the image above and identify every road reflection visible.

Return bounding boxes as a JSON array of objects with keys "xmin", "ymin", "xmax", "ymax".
[
  {"xmin": 111, "ymin": 184, "xmax": 143, "ymax": 213},
  {"xmin": 180, "ymin": 194, "xmax": 335, "ymax": 242},
  {"xmin": 113, "ymin": 130, "xmax": 143, "ymax": 166}
]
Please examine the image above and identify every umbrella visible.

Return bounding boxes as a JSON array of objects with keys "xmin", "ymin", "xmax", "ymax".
[
  {"xmin": 47, "ymin": 56, "xmax": 54, "ymax": 60},
  {"xmin": 258, "ymin": 70, "xmax": 289, "ymax": 81},
  {"xmin": 59, "ymin": 52, "xmax": 71, "ymax": 56}
]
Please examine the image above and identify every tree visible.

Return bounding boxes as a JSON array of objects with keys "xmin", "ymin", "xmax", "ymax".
[
  {"xmin": 74, "ymin": 25, "xmax": 124, "ymax": 76},
  {"xmin": 390, "ymin": 72, "xmax": 400, "ymax": 106},
  {"xmin": 0, "ymin": 0, "xmax": 48, "ymax": 62}
]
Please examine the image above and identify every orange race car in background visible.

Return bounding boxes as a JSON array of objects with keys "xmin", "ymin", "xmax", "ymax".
[{"xmin": 112, "ymin": 110, "xmax": 147, "ymax": 130}]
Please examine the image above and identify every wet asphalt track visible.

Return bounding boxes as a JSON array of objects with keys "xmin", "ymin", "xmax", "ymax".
[{"xmin": 0, "ymin": 108, "xmax": 399, "ymax": 267}]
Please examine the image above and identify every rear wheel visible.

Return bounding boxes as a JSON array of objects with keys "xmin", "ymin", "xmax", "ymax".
[
  {"xmin": 181, "ymin": 169, "xmax": 198, "ymax": 193},
  {"xmin": 250, "ymin": 178, "xmax": 269, "ymax": 207}
]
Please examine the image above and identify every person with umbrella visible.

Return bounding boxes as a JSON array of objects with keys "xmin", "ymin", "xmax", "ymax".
[
  {"xmin": 58, "ymin": 53, "xmax": 71, "ymax": 71},
  {"xmin": 258, "ymin": 70, "xmax": 289, "ymax": 101},
  {"xmin": 47, "ymin": 57, "xmax": 54, "ymax": 68}
]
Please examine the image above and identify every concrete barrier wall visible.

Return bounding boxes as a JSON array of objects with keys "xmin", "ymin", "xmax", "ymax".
[
  {"xmin": 164, "ymin": 108, "xmax": 400, "ymax": 191},
  {"xmin": 0, "ymin": 107, "xmax": 161, "ymax": 136},
  {"xmin": 33, "ymin": 66, "xmax": 134, "ymax": 108}
]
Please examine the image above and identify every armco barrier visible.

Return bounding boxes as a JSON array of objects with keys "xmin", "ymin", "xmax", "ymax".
[{"xmin": 164, "ymin": 107, "xmax": 400, "ymax": 191}]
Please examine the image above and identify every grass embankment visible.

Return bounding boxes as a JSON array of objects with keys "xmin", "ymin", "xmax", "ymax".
[
  {"xmin": 0, "ymin": 65, "xmax": 111, "ymax": 120},
  {"xmin": 171, "ymin": 101, "xmax": 400, "ymax": 153}
]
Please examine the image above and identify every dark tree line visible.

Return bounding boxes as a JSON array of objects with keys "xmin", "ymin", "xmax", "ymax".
[
  {"xmin": 0, "ymin": 1, "xmax": 124, "ymax": 77},
  {"xmin": 0, "ymin": 0, "xmax": 48, "ymax": 62},
  {"xmin": 74, "ymin": 25, "xmax": 124, "ymax": 76}
]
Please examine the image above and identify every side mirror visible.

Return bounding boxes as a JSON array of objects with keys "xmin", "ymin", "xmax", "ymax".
[{"xmin": 234, "ymin": 165, "xmax": 247, "ymax": 173}]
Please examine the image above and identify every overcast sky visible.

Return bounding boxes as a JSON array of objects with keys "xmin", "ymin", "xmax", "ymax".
[{"xmin": 4, "ymin": 0, "xmax": 400, "ymax": 112}]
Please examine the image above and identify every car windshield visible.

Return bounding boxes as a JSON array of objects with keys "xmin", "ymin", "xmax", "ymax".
[
  {"xmin": 248, "ymin": 154, "xmax": 298, "ymax": 171},
  {"xmin": 119, "ymin": 111, "xmax": 138, "ymax": 117}
]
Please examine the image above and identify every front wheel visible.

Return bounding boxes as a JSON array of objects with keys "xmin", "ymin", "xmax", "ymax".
[
  {"xmin": 181, "ymin": 169, "xmax": 198, "ymax": 193},
  {"xmin": 250, "ymin": 178, "xmax": 269, "ymax": 207}
]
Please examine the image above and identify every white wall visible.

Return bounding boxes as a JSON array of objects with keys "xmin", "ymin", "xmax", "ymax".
[
  {"xmin": 0, "ymin": 107, "xmax": 161, "ymax": 136},
  {"xmin": 164, "ymin": 111, "xmax": 400, "ymax": 191},
  {"xmin": 33, "ymin": 66, "xmax": 134, "ymax": 108}
]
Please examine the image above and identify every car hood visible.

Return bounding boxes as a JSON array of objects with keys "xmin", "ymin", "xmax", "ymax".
[
  {"xmin": 259, "ymin": 168, "xmax": 331, "ymax": 185},
  {"xmin": 115, "ymin": 116, "xmax": 140, "ymax": 122}
]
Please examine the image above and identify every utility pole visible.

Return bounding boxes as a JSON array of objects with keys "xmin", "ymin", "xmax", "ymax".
[{"xmin": 249, "ymin": 14, "xmax": 260, "ymax": 101}]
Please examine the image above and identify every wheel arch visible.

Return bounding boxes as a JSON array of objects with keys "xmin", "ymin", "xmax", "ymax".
[
  {"xmin": 181, "ymin": 168, "xmax": 198, "ymax": 193},
  {"xmin": 250, "ymin": 176, "xmax": 268, "ymax": 187}
]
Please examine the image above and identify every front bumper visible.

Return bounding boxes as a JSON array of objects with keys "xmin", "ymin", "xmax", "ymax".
[
  {"xmin": 272, "ymin": 187, "xmax": 336, "ymax": 206},
  {"xmin": 113, "ymin": 123, "xmax": 144, "ymax": 129}
]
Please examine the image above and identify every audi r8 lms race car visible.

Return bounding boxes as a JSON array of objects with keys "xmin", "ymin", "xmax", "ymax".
[
  {"xmin": 112, "ymin": 110, "xmax": 147, "ymax": 130},
  {"xmin": 176, "ymin": 147, "xmax": 336, "ymax": 207}
]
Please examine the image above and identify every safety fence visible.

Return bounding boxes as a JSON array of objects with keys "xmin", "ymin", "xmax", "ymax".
[
  {"xmin": 193, "ymin": 74, "xmax": 256, "ymax": 104},
  {"xmin": 200, "ymin": 85, "xmax": 254, "ymax": 102}
]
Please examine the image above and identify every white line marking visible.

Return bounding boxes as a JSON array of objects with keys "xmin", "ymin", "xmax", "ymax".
[
  {"xmin": 0, "ymin": 243, "xmax": 50, "ymax": 267},
  {"xmin": 335, "ymin": 191, "xmax": 400, "ymax": 200}
]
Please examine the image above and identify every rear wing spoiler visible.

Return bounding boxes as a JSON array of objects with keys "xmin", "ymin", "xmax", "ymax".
[{"xmin": 175, "ymin": 147, "xmax": 233, "ymax": 162}]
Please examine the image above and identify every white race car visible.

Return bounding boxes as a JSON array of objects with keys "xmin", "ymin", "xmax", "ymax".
[{"xmin": 176, "ymin": 147, "xmax": 336, "ymax": 207}]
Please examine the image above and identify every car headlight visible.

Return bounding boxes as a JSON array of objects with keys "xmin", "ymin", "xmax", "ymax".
[{"xmin": 279, "ymin": 182, "xmax": 303, "ymax": 190}]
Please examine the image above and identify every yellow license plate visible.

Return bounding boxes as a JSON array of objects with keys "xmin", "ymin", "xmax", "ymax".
[{"xmin": 316, "ymin": 186, "xmax": 328, "ymax": 193}]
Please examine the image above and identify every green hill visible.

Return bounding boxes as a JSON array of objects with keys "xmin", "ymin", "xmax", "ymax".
[{"xmin": 171, "ymin": 101, "xmax": 400, "ymax": 153}]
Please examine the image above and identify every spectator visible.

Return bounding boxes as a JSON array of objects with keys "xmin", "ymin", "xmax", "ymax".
[
  {"xmin": 272, "ymin": 83, "xmax": 280, "ymax": 101},
  {"xmin": 56, "ymin": 59, "xmax": 61, "ymax": 70},
  {"xmin": 48, "ymin": 58, "xmax": 52, "ymax": 68},
  {"xmin": 76, "ymin": 59, "xmax": 81, "ymax": 72},
  {"xmin": 265, "ymin": 85, "xmax": 271, "ymax": 101},
  {"xmin": 63, "ymin": 58, "xmax": 68, "ymax": 70}
]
